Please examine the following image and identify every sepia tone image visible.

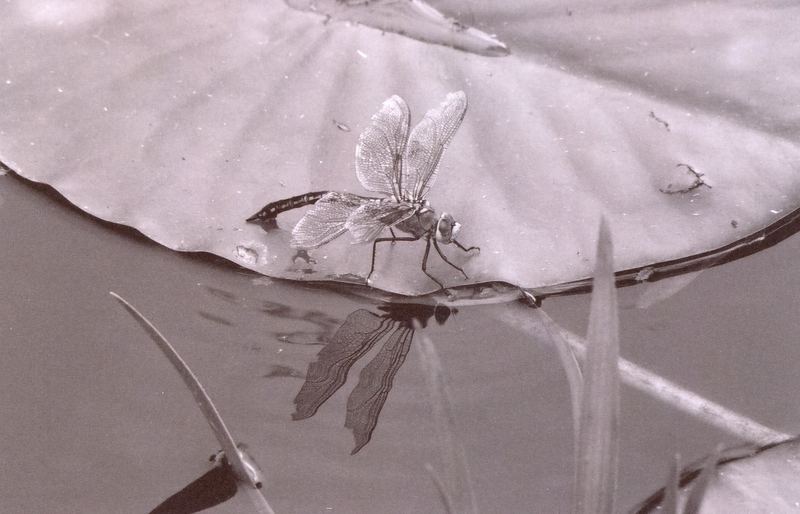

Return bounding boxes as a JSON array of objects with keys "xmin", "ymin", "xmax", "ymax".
[{"xmin": 2, "ymin": 1, "xmax": 799, "ymax": 512}]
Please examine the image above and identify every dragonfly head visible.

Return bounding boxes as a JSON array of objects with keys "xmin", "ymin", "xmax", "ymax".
[{"xmin": 435, "ymin": 213, "xmax": 461, "ymax": 244}]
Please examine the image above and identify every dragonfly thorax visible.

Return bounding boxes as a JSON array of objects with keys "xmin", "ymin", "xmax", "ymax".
[
  {"xmin": 394, "ymin": 205, "xmax": 461, "ymax": 244},
  {"xmin": 394, "ymin": 203, "xmax": 437, "ymax": 238}
]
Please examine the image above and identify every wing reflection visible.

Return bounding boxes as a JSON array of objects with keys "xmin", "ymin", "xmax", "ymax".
[{"xmin": 293, "ymin": 303, "xmax": 454, "ymax": 454}]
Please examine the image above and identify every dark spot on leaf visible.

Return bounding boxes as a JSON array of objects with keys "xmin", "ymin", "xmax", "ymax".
[
  {"xmin": 333, "ymin": 119, "xmax": 351, "ymax": 132},
  {"xmin": 659, "ymin": 163, "xmax": 710, "ymax": 194},
  {"xmin": 649, "ymin": 110, "xmax": 670, "ymax": 131}
]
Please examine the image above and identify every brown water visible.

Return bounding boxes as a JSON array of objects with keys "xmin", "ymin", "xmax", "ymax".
[{"xmin": 2, "ymin": 173, "xmax": 799, "ymax": 513}]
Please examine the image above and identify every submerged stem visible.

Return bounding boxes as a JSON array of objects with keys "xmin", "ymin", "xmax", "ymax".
[{"xmin": 498, "ymin": 305, "xmax": 791, "ymax": 446}]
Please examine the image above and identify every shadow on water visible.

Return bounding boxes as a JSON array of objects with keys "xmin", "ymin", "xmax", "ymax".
[
  {"xmin": 291, "ymin": 302, "xmax": 454, "ymax": 454},
  {"xmin": 149, "ymin": 464, "xmax": 237, "ymax": 514}
]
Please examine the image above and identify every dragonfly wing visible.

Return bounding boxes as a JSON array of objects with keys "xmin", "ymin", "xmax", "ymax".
[
  {"xmin": 291, "ymin": 192, "xmax": 371, "ymax": 249},
  {"xmin": 403, "ymin": 91, "xmax": 467, "ymax": 201},
  {"xmin": 355, "ymin": 95, "xmax": 410, "ymax": 197},
  {"xmin": 345, "ymin": 202, "xmax": 417, "ymax": 244}
]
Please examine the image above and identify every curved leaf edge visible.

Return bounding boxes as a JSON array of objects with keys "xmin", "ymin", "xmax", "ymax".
[{"xmin": 5, "ymin": 161, "xmax": 799, "ymax": 305}]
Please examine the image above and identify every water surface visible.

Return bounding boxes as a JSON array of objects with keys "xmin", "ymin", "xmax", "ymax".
[{"xmin": 2, "ymin": 174, "xmax": 799, "ymax": 513}]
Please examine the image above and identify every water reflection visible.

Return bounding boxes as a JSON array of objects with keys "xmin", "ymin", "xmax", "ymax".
[
  {"xmin": 293, "ymin": 303, "xmax": 454, "ymax": 454},
  {"xmin": 261, "ymin": 299, "xmax": 341, "ymax": 346},
  {"xmin": 199, "ymin": 282, "xmax": 458, "ymax": 454},
  {"xmin": 201, "ymin": 283, "xmax": 341, "ymax": 347}
]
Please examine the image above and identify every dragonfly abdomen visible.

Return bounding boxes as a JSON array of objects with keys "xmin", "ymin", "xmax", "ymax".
[{"xmin": 246, "ymin": 191, "xmax": 329, "ymax": 223}]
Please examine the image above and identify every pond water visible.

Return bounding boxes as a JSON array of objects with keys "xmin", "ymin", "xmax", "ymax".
[{"xmin": 2, "ymin": 172, "xmax": 800, "ymax": 513}]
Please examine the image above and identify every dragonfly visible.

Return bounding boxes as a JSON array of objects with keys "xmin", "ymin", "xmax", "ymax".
[{"xmin": 247, "ymin": 91, "xmax": 479, "ymax": 288}]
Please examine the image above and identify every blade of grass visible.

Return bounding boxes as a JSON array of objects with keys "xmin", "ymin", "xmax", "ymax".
[
  {"xmin": 110, "ymin": 292, "xmax": 275, "ymax": 514},
  {"xmin": 574, "ymin": 217, "xmax": 620, "ymax": 514},
  {"xmin": 417, "ymin": 330, "xmax": 478, "ymax": 514},
  {"xmin": 683, "ymin": 444, "xmax": 722, "ymax": 514},
  {"xmin": 663, "ymin": 453, "xmax": 680, "ymax": 514},
  {"xmin": 243, "ymin": 486, "xmax": 277, "ymax": 514}
]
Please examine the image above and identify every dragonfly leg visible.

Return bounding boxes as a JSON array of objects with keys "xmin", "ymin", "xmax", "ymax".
[
  {"xmin": 421, "ymin": 237, "xmax": 445, "ymax": 289},
  {"xmin": 453, "ymin": 240, "xmax": 480, "ymax": 253},
  {"xmin": 389, "ymin": 228, "xmax": 397, "ymax": 241},
  {"xmin": 367, "ymin": 236, "xmax": 418, "ymax": 284},
  {"xmin": 433, "ymin": 238, "xmax": 469, "ymax": 280}
]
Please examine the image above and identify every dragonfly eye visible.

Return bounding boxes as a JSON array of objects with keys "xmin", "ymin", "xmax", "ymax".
[{"xmin": 435, "ymin": 213, "xmax": 460, "ymax": 243}]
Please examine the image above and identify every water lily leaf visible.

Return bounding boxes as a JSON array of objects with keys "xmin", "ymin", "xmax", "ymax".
[
  {"xmin": 633, "ymin": 437, "xmax": 800, "ymax": 513},
  {"xmin": 1, "ymin": 1, "xmax": 799, "ymax": 295},
  {"xmin": 285, "ymin": 0, "xmax": 510, "ymax": 57}
]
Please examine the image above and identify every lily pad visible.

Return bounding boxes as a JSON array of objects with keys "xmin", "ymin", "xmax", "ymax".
[
  {"xmin": 1, "ymin": 1, "xmax": 799, "ymax": 295},
  {"xmin": 634, "ymin": 437, "xmax": 800, "ymax": 513}
]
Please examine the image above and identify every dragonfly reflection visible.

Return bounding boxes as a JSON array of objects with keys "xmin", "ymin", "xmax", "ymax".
[
  {"xmin": 293, "ymin": 303, "xmax": 454, "ymax": 454},
  {"xmin": 247, "ymin": 92, "xmax": 479, "ymax": 288}
]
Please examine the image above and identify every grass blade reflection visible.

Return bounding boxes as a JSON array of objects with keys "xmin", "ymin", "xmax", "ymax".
[
  {"xmin": 533, "ymin": 298, "xmax": 584, "ymax": 449},
  {"xmin": 497, "ymin": 301, "xmax": 790, "ymax": 446},
  {"xmin": 418, "ymin": 331, "xmax": 478, "ymax": 514}
]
